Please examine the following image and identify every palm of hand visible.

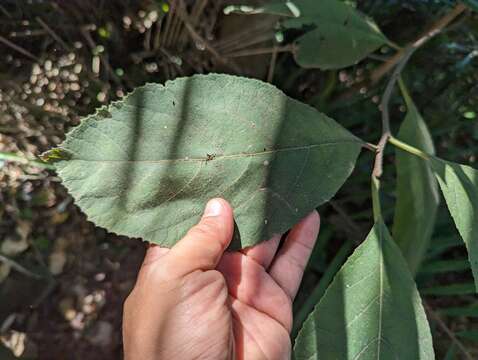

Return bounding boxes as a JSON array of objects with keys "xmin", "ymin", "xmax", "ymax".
[{"xmin": 216, "ymin": 212, "xmax": 319, "ymax": 359}]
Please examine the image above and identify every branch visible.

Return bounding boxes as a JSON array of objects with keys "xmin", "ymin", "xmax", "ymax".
[
  {"xmin": 0, "ymin": 254, "xmax": 43, "ymax": 280},
  {"xmin": 36, "ymin": 17, "xmax": 71, "ymax": 52},
  {"xmin": 0, "ymin": 35, "xmax": 39, "ymax": 61},
  {"xmin": 372, "ymin": 48, "xmax": 414, "ymax": 178},
  {"xmin": 223, "ymin": 45, "xmax": 294, "ymax": 58},
  {"xmin": 175, "ymin": 4, "xmax": 243, "ymax": 74},
  {"xmin": 335, "ymin": 3, "xmax": 467, "ymax": 103}
]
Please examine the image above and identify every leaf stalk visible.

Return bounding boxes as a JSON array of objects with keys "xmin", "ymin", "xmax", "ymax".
[
  {"xmin": 388, "ymin": 136, "xmax": 430, "ymax": 161},
  {"xmin": 0, "ymin": 151, "xmax": 55, "ymax": 170}
]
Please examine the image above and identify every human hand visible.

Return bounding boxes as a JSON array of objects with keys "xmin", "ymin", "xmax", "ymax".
[{"xmin": 123, "ymin": 198, "xmax": 320, "ymax": 360}]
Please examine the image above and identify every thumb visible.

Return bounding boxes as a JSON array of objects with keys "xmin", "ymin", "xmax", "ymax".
[{"xmin": 161, "ymin": 198, "xmax": 234, "ymax": 278}]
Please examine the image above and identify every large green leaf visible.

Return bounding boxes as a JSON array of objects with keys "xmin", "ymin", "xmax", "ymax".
[
  {"xmin": 225, "ymin": 0, "xmax": 389, "ymax": 70},
  {"xmin": 392, "ymin": 83, "xmax": 439, "ymax": 275},
  {"xmin": 430, "ymin": 158, "xmax": 478, "ymax": 290},
  {"xmin": 293, "ymin": 221, "xmax": 434, "ymax": 360},
  {"xmin": 44, "ymin": 74, "xmax": 363, "ymax": 249}
]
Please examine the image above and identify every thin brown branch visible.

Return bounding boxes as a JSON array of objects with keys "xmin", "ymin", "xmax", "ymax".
[
  {"xmin": 372, "ymin": 133, "xmax": 390, "ymax": 179},
  {"xmin": 176, "ymin": 7, "xmax": 242, "ymax": 73},
  {"xmin": 335, "ymin": 3, "xmax": 467, "ymax": 103},
  {"xmin": 372, "ymin": 47, "xmax": 417, "ymax": 178},
  {"xmin": 224, "ymin": 45, "xmax": 294, "ymax": 58},
  {"xmin": 371, "ymin": 3, "xmax": 467, "ymax": 85},
  {"xmin": 219, "ymin": 32, "xmax": 275, "ymax": 54},
  {"xmin": 178, "ymin": 0, "xmax": 209, "ymax": 47},
  {"xmin": 214, "ymin": 21, "xmax": 275, "ymax": 51},
  {"xmin": 36, "ymin": 16, "xmax": 71, "ymax": 51},
  {"xmin": 424, "ymin": 302, "xmax": 474, "ymax": 360},
  {"xmin": 267, "ymin": 46, "xmax": 278, "ymax": 83},
  {"xmin": 0, "ymin": 35, "xmax": 39, "ymax": 61},
  {"xmin": 0, "ymin": 254, "xmax": 43, "ymax": 279}
]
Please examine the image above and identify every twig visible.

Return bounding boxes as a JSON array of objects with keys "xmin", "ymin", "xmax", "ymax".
[
  {"xmin": 335, "ymin": 3, "xmax": 467, "ymax": 103},
  {"xmin": 0, "ymin": 4, "xmax": 12, "ymax": 18},
  {"xmin": 176, "ymin": 7, "xmax": 242, "ymax": 73},
  {"xmin": 168, "ymin": 0, "xmax": 184, "ymax": 48},
  {"xmin": 0, "ymin": 151, "xmax": 54, "ymax": 170},
  {"xmin": 224, "ymin": 45, "xmax": 293, "ymax": 58},
  {"xmin": 219, "ymin": 32, "xmax": 275, "ymax": 54},
  {"xmin": 0, "ymin": 254, "xmax": 43, "ymax": 280},
  {"xmin": 372, "ymin": 48, "xmax": 414, "ymax": 178},
  {"xmin": 373, "ymin": 3, "xmax": 466, "ymax": 84},
  {"xmin": 267, "ymin": 46, "xmax": 278, "ymax": 83},
  {"xmin": 178, "ymin": 0, "xmax": 209, "ymax": 48},
  {"xmin": 364, "ymin": 142, "xmax": 378, "ymax": 152},
  {"xmin": 162, "ymin": 0, "xmax": 177, "ymax": 47},
  {"xmin": 0, "ymin": 35, "xmax": 39, "ymax": 61},
  {"xmin": 424, "ymin": 302, "xmax": 474, "ymax": 360},
  {"xmin": 214, "ymin": 22, "xmax": 274, "ymax": 51},
  {"xmin": 36, "ymin": 17, "xmax": 71, "ymax": 51}
]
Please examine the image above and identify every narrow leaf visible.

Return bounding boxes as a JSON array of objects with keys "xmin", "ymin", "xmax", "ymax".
[
  {"xmin": 293, "ymin": 221, "xmax": 434, "ymax": 360},
  {"xmin": 48, "ymin": 74, "xmax": 363, "ymax": 249},
  {"xmin": 393, "ymin": 83, "xmax": 439, "ymax": 275},
  {"xmin": 430, "ymin": 158, "xmax": 478, "ymax": 290}
]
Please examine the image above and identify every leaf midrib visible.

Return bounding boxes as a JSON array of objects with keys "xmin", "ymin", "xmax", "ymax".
[{"xmin": 65, "ymin": 139, "xmax": 363, "ymax": 163}]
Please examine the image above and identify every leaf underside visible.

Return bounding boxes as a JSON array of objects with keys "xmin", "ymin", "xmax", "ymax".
[
  {"xmin": 431, "ymin": 158, "xmax": 478, "ymax": 291},
  {"xmin": 51, "ymin": 74, "xmax": 362, "ymax": 249},
  {"xmin": 287, "ymin": 0, "xmax": 388, "ymax": 69},
  {"xmin": 294, "ymin": 221, "xmax": 435, "ymax": 360},
  {"xmin": 392, "ymin": 85, "xmax": 439, "ymax": 275}
]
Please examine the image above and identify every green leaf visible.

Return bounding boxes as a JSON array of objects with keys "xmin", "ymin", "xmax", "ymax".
[
  {"xmin": 293, "ymin": 221, "xmax": 434, "ymax": 360},
  {"xmin": 49, "ymin": 74, "xmax": 363, "ymax": 249},
  {"xmin": 225, "ymin": 0, "xmax": 389, "ymax": 69},
  {"xmin": 288, "ymin": 0, "xmax": 389, "ymax": 69},
  {"xmin": 430, "ymin": 158, "xmax": 478, "ymax": 291},
  {"xmin": 392, "ymin": 83, "xmax": 439, "ymax": 275}
]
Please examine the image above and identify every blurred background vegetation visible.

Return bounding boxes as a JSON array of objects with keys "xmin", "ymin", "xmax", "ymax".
[{"xmin": 0, "ymin": 0, "xmax": 477, "ymax": 358}]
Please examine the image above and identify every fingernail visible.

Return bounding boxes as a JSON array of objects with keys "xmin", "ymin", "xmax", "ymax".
[{"xmin": 204, "ymin": 199, "xmax": 223, "ymax": 217}]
